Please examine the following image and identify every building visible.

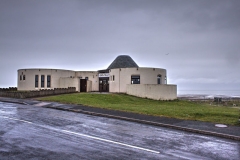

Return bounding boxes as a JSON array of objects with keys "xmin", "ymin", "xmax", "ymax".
[{"xmin": 17, "ymin": 55, "xmax": 177, "ymax": 100}]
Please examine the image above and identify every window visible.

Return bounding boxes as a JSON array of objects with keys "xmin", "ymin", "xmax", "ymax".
[
  {"xmin": 35, "ymin": 75, "xmax": 39, "ymax": 88},
  {"xmin": 113, "ymin": 75, "xmax": 115, "ymax": 81},
  {"xmin": 47, "ymin": 75, "xmax": 51, "ymax": 88},
  {"xmin": 165, "ymin": 76, "xmax": 167, "ymax": 84},
  {"xmin": 23, "ymin": 75, "xmax": 25, "ymax": 80},
  {"xmin": 20, "ymin": 75, "xmax": 22, "ymax": 81},
  {"xmin": 85, "ymin": 77, "xmax": 88, "ymax": 80},
  {"xmin": 157, "ymin": 75, "xmax": 161, "ymax": 84},
  {"xmin": 41, "ymin": 75, "xmax": 45, "ymax": 88},
  {"xmin": 131, "ymin": 75, "xmax": 140, "ymax": 84}
]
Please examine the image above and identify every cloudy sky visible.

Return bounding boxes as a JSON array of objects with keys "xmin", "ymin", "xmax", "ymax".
[{"xmin": 1, "ymin": 0, "xmax": 240, "ymax": 95}]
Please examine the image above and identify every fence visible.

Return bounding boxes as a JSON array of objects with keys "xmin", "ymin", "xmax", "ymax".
[{"xmin": 0, "ymin": 87, "xmax": 76, "ymax": 99}]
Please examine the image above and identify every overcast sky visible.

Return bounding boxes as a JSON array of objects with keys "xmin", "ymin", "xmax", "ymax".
[{"xmin": 1, "ymin": 0, "xmax": 240, "ymax": 95}]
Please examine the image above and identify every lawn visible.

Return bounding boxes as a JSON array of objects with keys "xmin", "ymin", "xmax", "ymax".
[{"xmin": 38, "ymin": 93, "xmax": 240, "ymax": 126}]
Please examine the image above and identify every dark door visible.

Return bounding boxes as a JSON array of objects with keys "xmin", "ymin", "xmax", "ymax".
[
  {"xmin": 80, "ymin": 79, "xmax": 87, "ymax": 92},
  {"xmin": 99, "ymin": 78, "xmax": 109, "ymax": 92},
  {"xmin": 102, "ymin": 79, "xmax": 107, "ymax": 91}
]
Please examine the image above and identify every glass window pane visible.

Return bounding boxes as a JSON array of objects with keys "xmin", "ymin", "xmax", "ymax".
[
  {"xmin": 35, "ymin": 75, "xmax": 38, "ymax": 87},
  {"xmin": 41, "ymin": 75, "xmax": 45, "ymax": 88},
  {"xmin": 131, "ymin": 76, "xmax": 140, "ymax": 84},
  {"xmin": 47, "ymin": 75, "xmax": 51, "ymax": 87}
]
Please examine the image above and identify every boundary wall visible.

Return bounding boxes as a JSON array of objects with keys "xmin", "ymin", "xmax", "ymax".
[
  {"xmin": 126, "ymin": 84, "xmax": 177, "ymax": 100},
  {"xmin": 0, "ymin": 87, "xmax": 76, "ymax": 99}
]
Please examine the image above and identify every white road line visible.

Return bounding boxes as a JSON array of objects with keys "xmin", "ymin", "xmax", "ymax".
[
  {"xmin": 61, "ymin": 129, "xmax": 160, "ymax": 154},
  {"xmin": 0, "ymin": 116, "xmax": 160, "ymax": 154},
  {"xmin": 2, "ymin": 116, "xmax": 32, "ymax": 124}
]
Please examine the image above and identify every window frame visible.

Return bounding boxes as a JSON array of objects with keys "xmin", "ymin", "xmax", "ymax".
[
  {"xmin": 157, "ymin": 75, "xmax": 161, "ymax": 84},
  {"xmin": 41, "ymin": 75, "xmax": 45, "ymax": 88},
  {"xmin": 131, "ymin": 75, "xmax": 140, "ymax": 84},
  {"xmin": 35, "ymin": 75, "xmax": 39, "ymax": 88},
  {"xmin": 47, "ymin": 75, "xmax": 51, "ymax": 88}
]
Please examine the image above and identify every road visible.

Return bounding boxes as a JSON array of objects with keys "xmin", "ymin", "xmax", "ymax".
[{"xmin": 0, "ymin": 101, "xmax": 239, "ymax": 160}]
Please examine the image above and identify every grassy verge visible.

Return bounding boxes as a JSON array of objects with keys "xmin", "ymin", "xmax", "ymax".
[{"xmin": 38, "ymin": 93, "xmax": 240, "ymax": 126}]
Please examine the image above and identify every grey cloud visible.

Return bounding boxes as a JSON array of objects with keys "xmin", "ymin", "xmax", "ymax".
[{"xmin": 0, "ymin": 0, "xmax": 240, "ymax": 95}]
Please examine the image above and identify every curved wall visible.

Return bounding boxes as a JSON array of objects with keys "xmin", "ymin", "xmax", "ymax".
[
  {"xmin": 109, "ymin": 67, "xmax": 167, "ymax": 93},
  {"xmin": 18, "ymin": 69, "xmax": 75, "ymax": 91},
  {"xmin": 18, "ymin": 69, "xmax": 99, "ymax": 92}
]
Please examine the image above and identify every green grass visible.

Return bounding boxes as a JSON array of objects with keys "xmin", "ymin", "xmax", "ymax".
[{"xmin": 38, "ymin": 93, "xmax": 240, "ymax": 126}]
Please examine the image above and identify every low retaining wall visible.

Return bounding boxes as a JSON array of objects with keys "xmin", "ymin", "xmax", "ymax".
[
  {"xmin": 126, "ymin": 84, "xmax": 177, "ymax": 100},
  {"xmin": 0, "ymin": 87, "xmax": 76, "ymax": 99},
  {"xmin": 0, "ymin": 87, "xmax": 17, "ymax": 91}
]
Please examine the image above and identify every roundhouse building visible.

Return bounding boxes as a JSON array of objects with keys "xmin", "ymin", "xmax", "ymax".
[{"xmin": 17, "ymin": 55, "xmax": 177, "ymax": 100}]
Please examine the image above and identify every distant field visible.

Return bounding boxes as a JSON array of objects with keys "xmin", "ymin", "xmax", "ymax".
[{"xmin": 38, "ymin": 93, "xmax": 240, "ymax": 126}]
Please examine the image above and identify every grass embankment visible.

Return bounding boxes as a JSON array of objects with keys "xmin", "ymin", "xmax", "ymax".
[{"xmin": 39, "ymin": 93, "xmax": 240, "ymax": 126}]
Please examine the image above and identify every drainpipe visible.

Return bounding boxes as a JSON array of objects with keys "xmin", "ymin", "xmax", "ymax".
[{"xmin": 119, "ymin": 69, "xmax": 120, "ymax": 93}]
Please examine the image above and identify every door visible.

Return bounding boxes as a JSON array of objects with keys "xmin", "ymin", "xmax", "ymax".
[
  {"xmin": 99, "ymin": 78, "xmax": 109, "ymax": 92},
  {"xmin": 80, "ymin": 79, "xmax": 87, "ymax": 92},
  {"xmin": 102, "ymin": 79, "xmax": 108, "ymax": 91}
]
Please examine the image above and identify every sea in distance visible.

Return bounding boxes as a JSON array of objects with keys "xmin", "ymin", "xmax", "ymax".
[{"xmin": 178, "ymin": 90, "xmax": 240, "ymax": 99}]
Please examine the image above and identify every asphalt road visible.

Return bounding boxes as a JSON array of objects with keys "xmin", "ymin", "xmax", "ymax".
[{"xmin": 0, "ymin": 102, "xmax": 239, "ymax": 160}]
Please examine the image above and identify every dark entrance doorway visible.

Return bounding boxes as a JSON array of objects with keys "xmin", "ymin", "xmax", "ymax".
[
  {"xmin": 99, "ymin": 78, "xmax": 109, "ymax": 92},
  {"xmin": 80, "ymin": 79, "xmax": 87, "ymax": 92}
]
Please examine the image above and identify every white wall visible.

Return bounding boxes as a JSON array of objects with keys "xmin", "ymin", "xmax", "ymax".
[
  {"xmin": 59, "ymin": 77, "xmax": 79, "ymax": 91},
  {"xmin": 75, "ymin": 71, "xmax": 99, "ymax": 91},
  {"xmin": 87, "ymin": 80, "xmax": 92, "ymax": 92},
  {"xmin": 17, "ymin": 69, "xmax": 99, "ymax": 92},
  {"xmin": 18, "ymin": 69, "xmax": 75, "ymax": 91},
  {"xmin": 126, "ymin": 84, "xmax": 177, "ymax": 100},
  {"xmin": 109, "ymin": 67, "xmax": 167, "ymax": 93}
]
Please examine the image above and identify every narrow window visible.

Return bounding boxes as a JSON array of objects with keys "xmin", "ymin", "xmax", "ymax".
[
  {"xmin": 131, "ymin": 75, "xmax": 140, "ymax": 84},
  {"xmin": 157, "ymin": 75, "xmax": 161, "ymax": 84},
  {"xmin": 165, "ymin": 76, "xmax": 167, "ymax": 84},
  {"xmin": 35, "ymin": 75, "xmax": 39, "ymax": 88},
  {"xmin": 47, "ymin": 75, "xmax": 51, "ymax": 88},
  {"xmin": 20, "ymin": 75, "xmax": 22, "ymax": 81},
  {"xmin": 23, "ymin": 75, "xmax": 26, "ymax": 80},
  {"xmin": 85, "ymin": 77, "xmax": 88, "ymax": 80},
  {"xmin": 41, "ymin": 75, "xmax": 45, "ymax": 88},
  {"xmin": 113, "ymin": 75, "xmax": 115, "ymax": 81}
]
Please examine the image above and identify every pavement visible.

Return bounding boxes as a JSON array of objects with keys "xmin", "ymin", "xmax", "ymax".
[{"xmin": 0, "ymin": 96, "xmax": 240, "ymax": 141}]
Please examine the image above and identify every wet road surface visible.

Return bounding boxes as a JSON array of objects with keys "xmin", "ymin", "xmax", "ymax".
[{"xmin": 0, "ymin": 102, "xmax": 239, "ymax": 160}]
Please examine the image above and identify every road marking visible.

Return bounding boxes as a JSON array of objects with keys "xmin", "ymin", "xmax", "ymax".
[
  {"xmin": 61, "ymin": 129, "xmax": 160, "ymax": 154},
  {"xmin": 2, "ymin": 116, "xmax": 32, "ymax": 124},
  {"xmin": 0, "ymin": 116, "xmax": 160, "ymax": 154}
]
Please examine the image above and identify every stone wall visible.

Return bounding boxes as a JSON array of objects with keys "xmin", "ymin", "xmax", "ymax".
[
  {"xmin": 0, "ymin": 87, "xmax": 18, "ymax": 91},
  {"xmin": 0, "ymin": 87, "xmax": 76, "ymax": 99},
  {"xmin": 126, "ymin": 84, "xmax": 177, "ymax": 100}
]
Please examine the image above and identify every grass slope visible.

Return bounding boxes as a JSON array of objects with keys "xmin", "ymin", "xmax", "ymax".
[{"xmin": 39, "ymin": 93, "xmax": 240, "ymax": 125}]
